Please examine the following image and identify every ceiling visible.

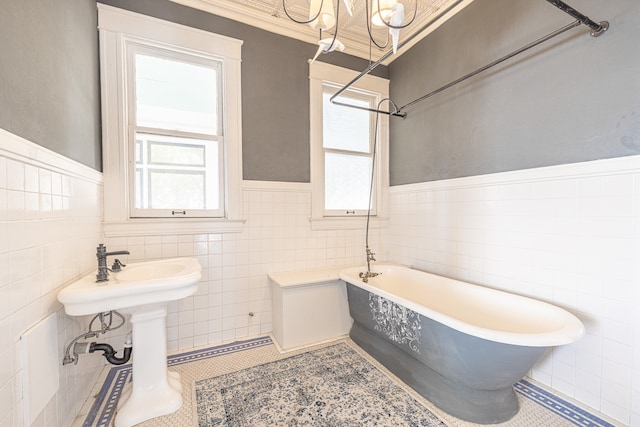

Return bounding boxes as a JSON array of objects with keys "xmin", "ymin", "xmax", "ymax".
[{"xmin": 169, "ymin": 0, "xmax": 474, "ymax": 62}]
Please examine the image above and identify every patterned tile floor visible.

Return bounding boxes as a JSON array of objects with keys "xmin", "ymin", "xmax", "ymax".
[{"xmin": 74, "ymin": 336, "xmax": 620, "ymax": 427}]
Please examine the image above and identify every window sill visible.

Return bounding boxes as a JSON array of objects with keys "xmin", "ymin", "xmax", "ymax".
[
  {"xmin": 103, "ymin": 218, "xmax": 246, "ymax": 237},
  {"xmin": 309, "ymin": 216, "xmax": 389, "ymax": 231}
]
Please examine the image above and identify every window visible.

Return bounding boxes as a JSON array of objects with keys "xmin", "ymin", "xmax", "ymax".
[
  {"xmin": 128, "ymin": 46, "xmax": 224, "ymax": 217},
  {"xmin": 310, "ymin": 62, "xmax": 389, "ymax": 229},
  {"xmin": 98, "ymin": 5, "xmax": 243, "ymax": 236},
  {"xmin": 322, "ymin": 85, "xmax": 378, "ymax": 215}
]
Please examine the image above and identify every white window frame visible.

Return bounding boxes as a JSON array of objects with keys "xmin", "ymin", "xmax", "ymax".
[
  {"xmin": 126, "ymin": 44, "xmax": 225, "ymax": 218},
  {"xmin": 98, "ymin": 5, "xmax": 244, "ymax": 236},
  {"xmin": 309, "ymin": 61, "xmax": 389, "ymax": 230}
]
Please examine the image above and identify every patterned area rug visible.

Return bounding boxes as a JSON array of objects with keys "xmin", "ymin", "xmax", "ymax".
[{"xmin": 194, "ymin": 342, "xmax": 447, "ymax": 426}]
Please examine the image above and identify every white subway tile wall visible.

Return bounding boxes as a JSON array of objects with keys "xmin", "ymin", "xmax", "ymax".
[
  {"xmin": 105, "ymin": 187, "xmax": 381, "ymax": 353},
  {"xmin": 387, "ymin": 158, "xmax": 640, "ymax": 426},
  {"xmin": 2, "ymin": 129, "xmax": 638, "ymax": 426},
  {"xmin": 0, "ymin": 132, "xmax": 104, "ymax": 427}
]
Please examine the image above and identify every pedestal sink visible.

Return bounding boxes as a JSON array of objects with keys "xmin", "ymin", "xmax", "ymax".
[{"xmin": 58, "ymin": 257, "xmax": 201, "ymax": 427}]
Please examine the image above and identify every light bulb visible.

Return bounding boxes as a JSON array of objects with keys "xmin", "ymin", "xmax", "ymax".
[
  {"xmin": 371, "ymin": 0, "xmax": 397, "ymax": 27},
  {"xmin": 309, "ymin": 0, "xmax": 336, "ymax": 31}
]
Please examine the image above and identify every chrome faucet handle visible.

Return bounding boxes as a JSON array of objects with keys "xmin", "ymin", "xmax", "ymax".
[
  {"xmin": 111, "ymin": 259, "xmax": 126, "ymax": 272},
  {"xmin": 366, "ymin": 248, "xmax": 376, "ymax": 262},
  {"xmin": 359, "ymin": 270, "xmax": 380, "ymax": 283}
]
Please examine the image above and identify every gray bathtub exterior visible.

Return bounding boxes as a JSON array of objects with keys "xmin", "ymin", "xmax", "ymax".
[{"xmin": 346, "ymin": 283, "xmax": 547, "ymax": 424}]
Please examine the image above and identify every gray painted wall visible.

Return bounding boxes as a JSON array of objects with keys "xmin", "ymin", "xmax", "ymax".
[
  {"xmin": 98, "ymin": 0, "xmax": 388, "ymax": 183},
  {"xmin": 388, "ymin": 0, "xmax": 640, "ymax": 185},
  {"xmin": 0, "ymin": 0, "xmax": 101, "ymax": 171}
]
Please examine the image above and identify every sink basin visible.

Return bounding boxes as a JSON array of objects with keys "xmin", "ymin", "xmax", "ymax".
[
  {"xmin": 58, "ymin": 258, "xmax": 201, "ymax": 316},
  {"xmin": 58, "ymin": 257, "xmax": 202, "ymax": 427}
]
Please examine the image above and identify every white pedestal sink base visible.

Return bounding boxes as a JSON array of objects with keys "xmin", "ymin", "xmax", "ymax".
[
  {"xmin": 57, "ymin": 258, "xmax": 202, "ymax": 426},
  {"xmin": 114, "ymin": 305, "xmax": 182, "ymax": 427}
]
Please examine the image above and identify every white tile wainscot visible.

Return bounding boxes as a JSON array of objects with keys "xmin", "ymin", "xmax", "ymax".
[
  {"xmin": 387, "ymin": 155, "xmax": 640, "ymax": 426},
  {"xmin": 104, "ymin": 180, "xmax": 383, "ymax": 353},
  {"xmin": 0, "ymin": 128, "xmax": 104, "ymax": 427}
]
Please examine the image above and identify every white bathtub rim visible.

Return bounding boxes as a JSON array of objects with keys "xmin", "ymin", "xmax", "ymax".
[{"xmin": 339, "ymin": 264, "xmax": 585, "ymax": 348}]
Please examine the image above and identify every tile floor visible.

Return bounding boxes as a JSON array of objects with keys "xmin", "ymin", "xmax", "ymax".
[{"xmin": 74, "ymin": 336, "xmax": 620, "ymax": 427}]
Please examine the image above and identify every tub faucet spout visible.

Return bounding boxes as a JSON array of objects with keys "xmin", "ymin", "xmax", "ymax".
[
  {"xmin": 366, "ymin": 248, "xmax": 376, "ymax": 263},
  {"xmin": 359, "ymin": 270, "xmax": 379, "ymax": 283},
  {"xmin": 366, "ymin": 247, "xmax": 377, "ymax": 270},
  {"xmin": 360, "ymin": 247, "xmax": 380, "ymax": 282}
]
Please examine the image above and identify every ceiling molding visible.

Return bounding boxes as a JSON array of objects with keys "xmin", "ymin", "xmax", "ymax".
[{"xmin": 169, "ymin": 0, "xmax": 475, "ymax": 64}]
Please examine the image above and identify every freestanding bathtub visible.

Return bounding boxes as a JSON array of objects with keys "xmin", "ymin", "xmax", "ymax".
[{"xmin": 339, "ymin": 264, "xmax": 585, "ymax": 424}]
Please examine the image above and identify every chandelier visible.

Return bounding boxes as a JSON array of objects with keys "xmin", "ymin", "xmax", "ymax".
[{"xmin": 282, "ymin": 0, "xmax": 417, "ymax": 61}]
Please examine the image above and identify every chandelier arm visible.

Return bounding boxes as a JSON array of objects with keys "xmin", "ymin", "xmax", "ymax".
[
  {"xmin": 366, "ymin": 0, "xmax": 390, "ymax": 49},
  {"xmin": 282, "ymin": 0, "xmax": 323, "ymax": 25},
  {"xmin": 331, "ymin": 0, "xmax": 469, "ymax": 118},
  {"xmin": 326, "ymin": 0, "xmax": 341, "ymax": 51}
]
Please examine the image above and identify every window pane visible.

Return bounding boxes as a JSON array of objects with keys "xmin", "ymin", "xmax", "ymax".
[
  {"xmin": 135, "ymin": 53, "xmax": 220, "ymax": 135},
  {"xmin": 323, "ymin": 92, "xmax": 371, "ymax": 153},
  {"xmin": 149, "ymin": 141, "xmax": 205, "ymax": 166},
  {"xmin": 135, "ymin": 133, "xmax": 221, "ymax": 211},
  {"xmin": 149, "ymin": 171, "xmax": 207, "ymax": 209},
  {"xmin": 325, "ymin": 152, "xmax": 372, "ymax": 210}
]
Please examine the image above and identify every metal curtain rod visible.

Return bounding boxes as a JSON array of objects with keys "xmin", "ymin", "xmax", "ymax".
[
  {"xmin": 330, "ymin": 0, "xmax": 609, "ymax": 119},
  {"xmin": 545, "ymin": 0, "xmax": 609, "ymax": 36},
  {"xmin": 398, "ymin": 19, "xmax": 582, "ymax": 111}
]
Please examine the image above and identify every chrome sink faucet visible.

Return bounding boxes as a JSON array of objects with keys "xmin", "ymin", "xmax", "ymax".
[{"xmin": 96, "ymin": 244, "xmax": 130, "ymax": 282}]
